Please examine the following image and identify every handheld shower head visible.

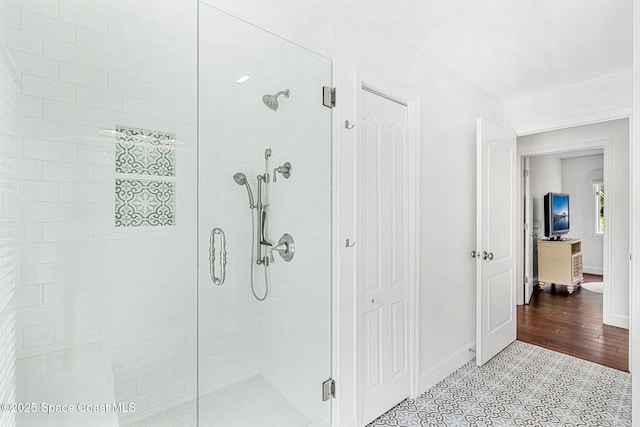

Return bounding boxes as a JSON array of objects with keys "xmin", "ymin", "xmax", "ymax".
[
  {"xmin": 233, "ymin": 172, "xmax": 255, "ymax": 208},
  {"xmin": 262, "ymin": 89, "xmax": 290, "ymax": 111},
  {"xmin": 233, "ymin": 172, "xmax": 247, "ymax": 185}
]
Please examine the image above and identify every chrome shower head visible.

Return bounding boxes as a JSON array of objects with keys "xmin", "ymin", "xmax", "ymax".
[
  {"xmin": 233, "ymin": 172, "xmax": 255, "ymax": 208},
  {"xmin": 233, "ymin": 172, "xmax": 247, "ymax": 185},
  {"xmin": 262, "ymin": 89, "xmax": 290, "ymax": 111}
]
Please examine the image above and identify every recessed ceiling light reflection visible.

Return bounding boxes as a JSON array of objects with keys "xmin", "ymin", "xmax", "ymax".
[
  {"xmin": 97, "ymin": 129, "xmax": 124, "ymax": 138},
  {"xmin": 236, "ymin": 75, "xmax": 251, "ymax": 84}
]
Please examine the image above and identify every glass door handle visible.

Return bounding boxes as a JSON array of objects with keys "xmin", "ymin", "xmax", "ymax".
[{"xmin": 210, "ymin": 228, "xmax": 227, "ymax": 285}]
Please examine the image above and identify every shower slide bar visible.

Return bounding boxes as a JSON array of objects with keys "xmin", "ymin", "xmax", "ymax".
[{"xmin": 210, "ymin": 227, "xmax": 227, "ymax": 285}]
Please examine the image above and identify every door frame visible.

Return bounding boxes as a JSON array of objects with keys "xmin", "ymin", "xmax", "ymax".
[
  {"xmin": 353, "ymin": 68, "xmax": 421, "ymax": 424},
  {"xmin": 514, "ymin": 114, "xmax": 630, "ymax": 332},
  {"xmin": 522, "ymin": 157, "xmax": 534, "ymax": 304}
]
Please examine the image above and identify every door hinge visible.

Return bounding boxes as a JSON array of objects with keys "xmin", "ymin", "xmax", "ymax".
[
  {"xmin": 323, "ymin": 86, "xmax": 335, "ymax": 108},
  {"xmin": 524, "ymin": 169, "xmax": 529, "ymax": 177},
  {"xmin": 524, "ymin": 223, "xmax": 529, "ymax": 231},
  {"xmin": 322, "ymin": 378, "xmax": 335, "ymax": 401},
  {"xmin": 524, "ymin": 276, "xmax": 529, "ymax": 284}
]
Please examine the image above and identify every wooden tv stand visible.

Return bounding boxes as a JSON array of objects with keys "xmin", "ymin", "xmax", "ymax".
[{"xmin": 537, "ymin": 239, "xmax": 583, "ymax": 294}]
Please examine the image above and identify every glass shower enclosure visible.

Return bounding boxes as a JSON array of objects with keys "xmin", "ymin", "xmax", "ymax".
[
  {"xmin": 3, "ymin": 0, "xmax": 331, "ymax": 425},
  {"xmin": 196, "ymin": 4, "xmax": 332, "ymax": 427}
]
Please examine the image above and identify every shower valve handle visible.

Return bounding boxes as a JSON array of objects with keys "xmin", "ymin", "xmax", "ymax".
[
  {"xmin": 271, "ymin": 234, "xmax": 295, "ymax": 262},
  {"xmin": 272, "ymin": 162, "xmax": 292, "ymax": 182}
]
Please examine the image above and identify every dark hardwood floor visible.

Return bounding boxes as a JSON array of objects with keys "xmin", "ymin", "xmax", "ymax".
[{"xmin": 517, "ymin": 274, "xmax": 629, "ymax": 372}]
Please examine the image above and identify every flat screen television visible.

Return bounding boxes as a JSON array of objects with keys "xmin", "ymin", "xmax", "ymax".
[{"xmin": 544, "ymin": 192, "xmax": 570, "ymax": 239}]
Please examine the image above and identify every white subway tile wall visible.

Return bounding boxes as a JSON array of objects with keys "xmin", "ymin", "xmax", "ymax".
[
  {"xmin": 0, "ymin": 1, "xmax": 18, "ymax": 426},
  {"xmin": 7, "ymin": 0, "xmax": 198, "ymax": 425}
]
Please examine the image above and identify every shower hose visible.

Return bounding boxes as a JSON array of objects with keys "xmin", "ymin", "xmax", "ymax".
[{"xmin": 250, "ymin": 207, "xmax": 269, "ymax": 301}]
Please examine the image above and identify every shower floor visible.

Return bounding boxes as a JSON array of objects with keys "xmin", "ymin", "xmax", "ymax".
[{"xmin": 128, "ymin": 375, "xmax": 310, "ymax": 427}]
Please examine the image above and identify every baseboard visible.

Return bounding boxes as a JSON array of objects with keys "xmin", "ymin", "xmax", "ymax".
[
  {"xmin": 606, "ymin": 314, "xmax": 629, "ymax": 329},
  {"xmin": 419, "ymin": 341, "xmax": 475, "ymax": 393},
  {"xmin": 341, "ymin": 416, "xmax": 356, "ymax": 427},
  {"xmin": 583, "ymin": 266, "xmax": 603, "ymax": 275}
]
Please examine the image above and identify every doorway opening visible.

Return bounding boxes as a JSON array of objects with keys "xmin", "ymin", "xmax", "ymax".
[{"xmin": 515, "ymin": 119, "xmax": 630, "ymax": 372}]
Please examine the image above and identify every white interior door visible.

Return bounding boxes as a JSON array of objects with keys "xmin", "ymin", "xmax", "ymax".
[
  {"xmin": 476, "ymin": 118, "xmax": 517, "ymax": 366},
  {"xmin": 524, "ymin": 158, "xmax": 534, "ymax": 304},
  {"xmin": 358, "ymin": 88, "xmax": 410, "ymax": 425}
]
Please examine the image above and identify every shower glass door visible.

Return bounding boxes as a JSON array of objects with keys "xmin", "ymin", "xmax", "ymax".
[{"xmin": 197, "ymin": 5, "xmax": 332, "ymax": 426}]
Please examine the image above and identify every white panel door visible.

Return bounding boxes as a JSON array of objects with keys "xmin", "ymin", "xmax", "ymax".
[
  {"xmin": 524, "ymin": 158, "xmax": 535, "ymax": 304},
  {"xmin": 359, "ymin": 89, "xmax": 410, "ymax": 425},
  {"xmin": 476, "ymin": 119, "xmax": 517, "ymax": 366}
]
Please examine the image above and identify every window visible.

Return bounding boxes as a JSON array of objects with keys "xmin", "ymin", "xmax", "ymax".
[{"xmin": 594, "ymin": 183, "xmax": 604, "ymax": 234}]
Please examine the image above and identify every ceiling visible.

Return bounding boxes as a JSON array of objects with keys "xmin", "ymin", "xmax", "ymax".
[
  {"xmin": 347, "ymin": 0, "xmax": 633, "ymax": 100},
  {"xmin": 97, "ymin": 0, "xmax": 633, "ymax": 102}
]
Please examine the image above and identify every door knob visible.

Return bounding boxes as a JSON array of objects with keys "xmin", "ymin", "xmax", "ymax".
[
  {"xmin": 482, "ymin": 251, "xmax": 494, "ymax": 260},
  {"xmin": 471, "ymin": 250, "xmax": 479, "ymax": 259}
]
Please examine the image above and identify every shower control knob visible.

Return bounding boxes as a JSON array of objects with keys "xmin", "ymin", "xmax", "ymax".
[
  {"xmin": 272, "ymin": 233, "xmax": 295, "ymax": 262},
  {"xmin": 273, "ymin": 162, "xmax": 292, "ymax": 182}
]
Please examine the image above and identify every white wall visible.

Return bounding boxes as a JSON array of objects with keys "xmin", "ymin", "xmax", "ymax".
[
  {"xmin": 562, "ymin": 155, "xmax": 604, "ymax": 274},
  {"xmin": 518, "ymin": 120, "xmax": 629, "ymax": 329},
  {"xmin": 0, "ymin": 0, "xmax": 17, "ymax": 424},
  {"xmin": 7, "ymin": 0, "xmax": 199, "ymax": 424},
  {"xmin": 505, "ymin": 69, "xmax": 632, "ymax": 134}
]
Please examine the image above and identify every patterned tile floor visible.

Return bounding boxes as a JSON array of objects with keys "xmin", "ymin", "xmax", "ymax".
[{"xmin": 368, "ymin": 341, "xmax": 631, "ymax": 426}]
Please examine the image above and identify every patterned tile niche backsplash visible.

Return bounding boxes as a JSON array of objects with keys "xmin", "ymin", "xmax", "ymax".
[
  {"xmin": 115, "ymin": 179, "xmax": 175, "ymax": 227},
  {"xmin": 114, "ymin": 126, "xmax": 176, "ymax": 227},
  {"xmin": 115, "ymin": 126, "xmax": 175, "ymax": 176}
]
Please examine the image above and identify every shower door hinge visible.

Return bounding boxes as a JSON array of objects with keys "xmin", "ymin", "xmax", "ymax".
[
  {"xmin": 323, "ymin": 86, "xmax": 336, "ymax": 108},
  {"xmin": 524, "ymin": 169, "xmax": 529, "ymax": 177},
  {"xmin": 322, "ymin": 378, "xmax": 335, "ymax": 401}
]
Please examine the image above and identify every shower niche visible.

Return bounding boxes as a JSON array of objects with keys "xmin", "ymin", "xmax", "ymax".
[{"xmin": 197, "ymin": 5, "xmax": 332, "ymax": 426}]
